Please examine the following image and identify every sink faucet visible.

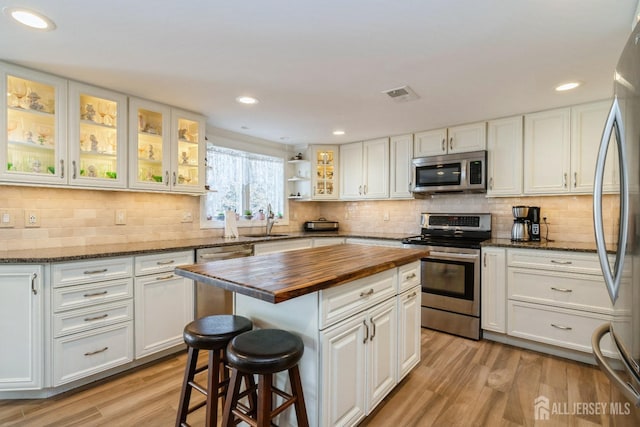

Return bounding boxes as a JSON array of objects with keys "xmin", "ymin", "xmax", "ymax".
[{"xmin": 266, "ymin": 203, "xmax": 276, "ymax": 235}]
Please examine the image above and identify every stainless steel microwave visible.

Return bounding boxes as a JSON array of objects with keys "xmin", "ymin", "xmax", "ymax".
[{"xmin": 411, "ymin": 150, "xmax": 487, "ymax": 194}]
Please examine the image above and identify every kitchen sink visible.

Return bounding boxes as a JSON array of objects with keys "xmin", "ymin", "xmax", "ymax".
[{"xmin": 243, "ymin": 233, "xmax": 289, "ymax": 238}]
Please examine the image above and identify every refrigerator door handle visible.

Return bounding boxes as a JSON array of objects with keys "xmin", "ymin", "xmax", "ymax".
[
  {"xmin": 593, "ymin": 97, "xmax": 629, "ymax": 303},
  {"xmin": 592, "ymin": 323, "xmax": 640, "ymax": 407}
]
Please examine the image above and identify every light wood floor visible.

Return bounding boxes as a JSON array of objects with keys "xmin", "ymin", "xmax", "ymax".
[{"xmin": 0, "ymin": 329, "xmax": 637, "ymax": 426}]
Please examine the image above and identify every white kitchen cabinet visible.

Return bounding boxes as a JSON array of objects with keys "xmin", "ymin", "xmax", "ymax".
[
  {"xmin": 253, "ymin": 239, "xmax": 313, "ymax": 255},
  {"xmin": 321, "ymin": 297, "xmax": 397, "ymax": 426},
  {"xmin": 397, "ymin": 284, "xmax": 420, "ymax": 380},
  {"xmin": 1, "ymin": 61, "xmax": 68, "ymax": 186},
  {"xmin": 67, "ymin": 81, "xmax": 128, "ymax": 188},
  {"xmin": 571, "ymin": 100, "xmax": 618, "ymax": 193},
  {"xmin": 134, "ymin": 251, "xmax": 194, "ymax": 358},
  {"xmin": 524, "ymin": 108, "xmax": 571, "ymax": 194},
  {"xmin": 0, "ymin": 265, "xmax": 43, "ymax": 391},
  {"xmin": 389, "ymin": 134, "xmax": 414, "ymax": 199},
  {"xmin": 287, "ymin": 157, "xmax": 311, "ymax": 200},
  {"xmin": 310, "ymin": 145, "xmax": 339, "ymax": 200},
  {"xmin": 414, "ymin": 122, "xmax": 486, "ymax": 157},
  {"xmin": 52, "ymin": 257, "xmax": 134, "ymax": 386},
  {"xmin": 486, "ymin": 116, "xmax": 523, "ymax": 196},
  {"xmin": 481, "ymin": 247, "xmax": 506, "ymax": 333},
  {"xmin": 312, "ymin": 237, "xmax": 345, "ymax": 247},
  {"xmin": 340, "ymin": 137, "xmax": 389, "ymax": 199},
  {"xmin": 128, "ymin": 98, "xmax": 205, "ymax": 193}
]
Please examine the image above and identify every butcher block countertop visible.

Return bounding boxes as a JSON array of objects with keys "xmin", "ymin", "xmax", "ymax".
[{"xmin": 174, "ymin": 243, "xmax": 428, "ymax": 303}]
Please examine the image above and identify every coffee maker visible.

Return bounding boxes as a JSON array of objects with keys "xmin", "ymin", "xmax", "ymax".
[
  {"xmin": 527, "ymin": 206, "xmax": 541, "ymax": 241},
  {"xmin": 511, "ymin": 206, "xmax": 529, "ymax": 241}
]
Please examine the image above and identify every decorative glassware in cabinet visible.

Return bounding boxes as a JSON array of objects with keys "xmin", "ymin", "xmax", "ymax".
[
  {"xmin": 313, "ymin": 147, "xmax": 337, "ymax": 197},
  {"xmin": 5, "ymin": 74, "xmax": 59, "ymax": 178},
  {"xmin": 175, "ymin": 117, "xmax": 200, "ymax": 187},
  {"xmin": 136, "ymin": 107, "xmax": 165, "ymax": 184},
  {"xmin": 68, "ymin": 82, "xmax": 127, "ymax": 188}
]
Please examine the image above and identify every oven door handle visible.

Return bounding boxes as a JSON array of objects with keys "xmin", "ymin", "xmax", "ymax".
[{"xmin": 427, "ymin": 251, "xmax": 479, "ymax": 261}]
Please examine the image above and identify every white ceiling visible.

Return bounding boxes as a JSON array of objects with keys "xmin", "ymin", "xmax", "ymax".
[{"xmin": 0, "ymin": 1, "xmax": 638, "ymax": 146}]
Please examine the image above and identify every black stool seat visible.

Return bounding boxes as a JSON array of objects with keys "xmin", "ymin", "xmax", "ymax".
[
  {"xmin": 183, "ymin": 315, "xmax": 253, "ymax": 350},
  {"xmin": 227, "ymin": 329, "xmax": 304, "ymax": 374}
]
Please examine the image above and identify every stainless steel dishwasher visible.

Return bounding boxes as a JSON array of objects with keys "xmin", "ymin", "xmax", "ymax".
[{"xmin": 195, "ymin": 244, "xmax": 254, "ymax": 318}]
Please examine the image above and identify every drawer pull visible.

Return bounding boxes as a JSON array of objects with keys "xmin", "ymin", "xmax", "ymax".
[
  {"xmin": 551, "ymin": 323, "xmax": 573, "ymax": 331},
  {"xmin": 156, "ymin": 274, "xmax": 175, "ymax": 281},
  {"xmin": 550, "ymin": 260, "xmax": 572, "ymax": 265},
  {"xmin": 83, "ymin": 290, "xmax": 108, "ymax": 298},
  {"xmin": 363, "ymin": 320, "xmax": 369, "ymax": 344},
  {"xmin": 407, "ymin": 291, "xmax": 417, "ymax": 299},
  {"xmin": 84, "ymin": 268, "xmax": 108, "ymax": 275},
  {"xmin": 156, "ymin": 260, "xmax": 175, "ymax": 265},
  {"xmin": 405, "ymin": 273, "xmax": 416, "ymax": 280},
  {"xmin": 84, "ymin": 347, "xmax": 109, "ymax": 356},
  {"xmin": 84, "ymin": 313, "xmax": 109, "ymax": 322},
  {"xmin": 360, "ymin": 289, "xmax": 374, "ymax": 298},
  {"xmin": 551, "ymin": 287, "xmax": 573, "ymax": 293}
]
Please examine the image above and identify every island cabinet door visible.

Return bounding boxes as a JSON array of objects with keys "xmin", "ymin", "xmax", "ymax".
[
  {"xmin": 320, "ymin": 313, "xmax": 367, "ymax": 427},
  {"xmin": 366, "ymin": 298, "xmax": 397, "ymax": 413},
  {"xmin": 397, "ymin": 285, "xmax": 421, "ymax": 381}
]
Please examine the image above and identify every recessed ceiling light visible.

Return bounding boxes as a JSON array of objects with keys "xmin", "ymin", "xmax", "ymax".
[
  {"xmin": 3, "ymin": 7, "xmax": 55, "ymax": 31},
  {"xmin": 555, "ymin": 81, "xmax": 581, "ymax": 92},
  {"xmin": 236, "ymin": 96, "xmax": 258, "ymax": 105},
  {"xmin": 333, "ymin": 130, "xmax": 345, "ymax": 136}
]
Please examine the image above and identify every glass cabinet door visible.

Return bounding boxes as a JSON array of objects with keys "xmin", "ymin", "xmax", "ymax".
[
  {"xmin": 312, "ymin": 146, "xmax": 338, "ymax": 199},
  {"xmin": 68, "ymin": 82, "xmax": 127, "ymax": 188},
  {"xmin": 1, "ymin": 63, "xmax": 67, "ymax": 185},
  {"xmin": 128, "ymin": 97, "xmax": 171, "ymax": 190},
  {"xmin": 171, "ymin": 109, "xmax": 205, "ymax": 193}
]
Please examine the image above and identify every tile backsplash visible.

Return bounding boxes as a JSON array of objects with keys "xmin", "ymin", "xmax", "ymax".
[{"xmin": 0, "ymin": 185, "xmax": 619, "ymax": 251}]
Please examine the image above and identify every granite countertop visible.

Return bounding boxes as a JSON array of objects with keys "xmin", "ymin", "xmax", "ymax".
[
  {"xmin": 0, "ymin": 231, "xmax": 414, "ymax": 263},
  {"xmin": 174, "ymin": 244, "xmax": 428, "ymax": 303},
  {"xmin": 481, "ymin": 238, "xmax": 616, "ymax": 254}
]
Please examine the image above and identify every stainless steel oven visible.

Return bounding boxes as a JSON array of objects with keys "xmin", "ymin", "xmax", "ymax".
[{"xmin": 403, "ymin": 213, "xmax": 490, "ymax": 340}]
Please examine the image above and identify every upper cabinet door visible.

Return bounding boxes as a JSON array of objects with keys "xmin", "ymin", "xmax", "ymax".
[
  {"xmin": 447, "ymin": 122, "xmax": 486, "ymax": 154},
  {"xmin": 414, "ymin": 128, "xmax": 447, "ymax": 157},
  {"xmin": 68, "ymin": 82, "xmax": 128, "ymax": 188},
  {"xmin": 1, "ymin": 62, "xmax": 67, "ymax": 185},
  {"xmin": 170, "ymin": 108, "xmax": 205, "ymax": 194},
  {"xmin": 487, "ymin": 116, "xmax": 523, "ymax": 196},
  {"xmin": 128, "ymin": 97, "xmax": 172, "ymax": 191},
  {"xmin": 311, "ymin": 145, "xmax": 339, "ymax": 200},
  {"xmin": 362, "ymin": 137, "xmax": 389, "ymax": 199},
  {"xmin": 389, "ymin": 134, "xmax": 414, "ymax": 199}
]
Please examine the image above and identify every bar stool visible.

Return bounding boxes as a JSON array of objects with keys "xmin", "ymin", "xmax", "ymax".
[
  {"xmin": 176, "ymin": 315, "xmax": 253, "ymax": 427},
  {"xmin": 221, "ymin": 328, "xmax": 309, "ymax": 427}
]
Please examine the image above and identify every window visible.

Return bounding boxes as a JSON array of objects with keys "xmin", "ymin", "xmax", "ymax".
[{"xmin": 203, "ymin": 145, "xmax": 285, "ymax": 224}]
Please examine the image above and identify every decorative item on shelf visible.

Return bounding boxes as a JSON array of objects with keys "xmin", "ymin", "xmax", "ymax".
[
  {"xmin": 177, "ymin": 174, "xmax": 191, "ymax": 184},
  {"xmin": 11, "ymin": 80, "xmax": 27, "ymax": 108},
  {"xmin": 243, "ymin": 210, "xmax": 253, "ymax": 220},
  {"xmin": 181, "ymin": 151, "xmax": 189, "ymax": 164},
  {"xmin": 178, "ymin": 128, "xmax": 188, "ymax": 140},
  {"xmin": 148, "ymin": 144, "xmax": 155, "ymax": 160},
  {"xmin": 47, "ymin": 166, "xmax": 55, "ymax": 174},
  {"xmin": 105, "ymin": 171, "xmax": 117, "ymax": 179},
  {"xmin": 87, "ymin": 165, "xmax": 97, "ymax": 177},
  {"xmin": 24, "ymin": 131, "xmax": 34, "ymax": 143},
  {"xmin": 256, "ymin": 209, "xmax": 265, "ymax": 220},
  {"xmin": 7, "ymin": 119, "xmax": 18, "ymax": 138},
  {"xmin": 291, "ymin": 153, "xmax": 303, "ymax": 160},
  {"xmin": 83, "ymin": 104, "xmax": 96, "ymax": 121},
  {"xmin": 152, "ymin": 174, "xmax": 163, "ymax": 182},
  {"xmin": 90, "ymin": 134, "xmax": 99, "ymax": 152},
  {"xmin": 37, "ymin": 125, "xmax": 52, "ymax": 145},
  {"xmin": 31, "ymin": 159, "xmax": 42, "ymax": 173},
  {"xmin": 27, "ymin": 92, "xmax": 44, "ymax": 111}
]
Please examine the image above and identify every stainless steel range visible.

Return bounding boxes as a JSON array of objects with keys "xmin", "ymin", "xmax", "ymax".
[{"xmin": 402, "ymin": 213, "xmax": 491, "ymax": 340}]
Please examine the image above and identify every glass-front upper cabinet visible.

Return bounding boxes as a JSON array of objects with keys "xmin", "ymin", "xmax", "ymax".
[
  {"xmin": 68, "ymin": 82, "xmax": 128, "ymax": 188},
  {"xmin": 311, "ymin": 145, "xmax": 339, "ymax": 199},
  {"xmin": 1, "ymin": 62, "xmax": 67, "ymax": 185},
  {"xmin": 129, "ymin": 98, "xmax": 204, "ymax": 193},
  {"xmin": 171, "ymin": 108, "xmax": 205, "ymax": 194}
]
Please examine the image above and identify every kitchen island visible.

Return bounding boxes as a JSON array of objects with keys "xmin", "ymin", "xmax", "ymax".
[{"xmin": 174, "ymin": 244, "xmax": 427, "ymax": 427}]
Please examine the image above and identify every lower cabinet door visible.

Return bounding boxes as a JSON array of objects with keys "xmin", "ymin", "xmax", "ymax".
[
  {"xmin": 134, "ymin": 273, "xmax": 194, "ymax": 358},
  {"xmin": 321, "ymin": 314, "xmax": 367, "ymax": 427},
  {"xmin": 397, "ymin": 285, "xmax": 421, "ymax": 381},
  {"xmin": 53, "ymin": 321, "xmax": 134, "ymax": 386},
  {"xmin": 367, "ymin": 298, "xmax": 397, "ymax": 413}
]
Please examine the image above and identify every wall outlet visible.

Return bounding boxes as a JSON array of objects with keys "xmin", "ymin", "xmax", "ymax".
[
  {"xmin": 181, "ymin": 211, "xmax": 193, "ymax": 223},
  {"xmin": 383, "ymin": 211, "xmax": 390, "ymax": 221},
  {"xmin": 0, "ymin": 209, "xmax": 15, "ymax": 228},
  {"xmin": 24, "ymin": 209, "xmax": 41, "ymax": 228},
  {"xmin": 115, "ymin": 209, "xmax": 127, "ymax": 225}
]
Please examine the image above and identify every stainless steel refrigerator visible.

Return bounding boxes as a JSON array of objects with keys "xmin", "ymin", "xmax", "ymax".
[{"xmin": 592, "ymin": 20, "xmax": 640, "ymax": 422}]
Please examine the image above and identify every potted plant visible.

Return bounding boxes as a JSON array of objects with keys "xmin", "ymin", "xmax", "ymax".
[{"xmin": 243, "ymin": 209, "xmax": 253, "ymax": 220}]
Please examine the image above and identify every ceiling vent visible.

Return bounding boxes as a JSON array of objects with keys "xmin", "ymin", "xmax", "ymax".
[{"xmin": 382, "ymin": 85, "xmax": 419, "ymax": 102}]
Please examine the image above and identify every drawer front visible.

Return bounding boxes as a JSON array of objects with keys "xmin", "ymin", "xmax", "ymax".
[
  {"xmin": 53, "ymin": 300, "xmax": 133, "ymax": 338},
  {"xmin": 508, "ymin": 268, "xmax": 631, "ymax": 315},
  {"xmin": 53, "ymin": 322, "xmax": 134, "ymax": 386},
  {"xmin": 507, "ymin": 249, "xmax": 628, "ymax": 276},
  {"xmin": 320, "ymin": 268, "xmax": 396, "ymax": 329},
  {"xmin": 134, "ymin": 250, "xmax": 194, "ymax": 276},
  {"xmin": 507, "ymin": 301, "xmax": 628, "ymax": 358},
  {"xmin": 52, "ymin": 278, "xmax": 133, "ymax": 312},
  {"xmin": 53, "ymin": 257, "xmax": 133, "ymax": 288},
  {"xmin": 398, "ymin": 261, "xmax": 420, "ymax": 293}
]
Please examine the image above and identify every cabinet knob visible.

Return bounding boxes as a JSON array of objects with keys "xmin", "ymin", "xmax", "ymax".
[
  {"xmin": 449, "ymin": 137, "xmax": 453, "ymax": 151},
  {"xmin": 563, "ymin": 173, "xmax": 567, "ymax": 188},
  {"xmin": 441, "ymin": 139, "xmax": 446, "ymax": 152}
]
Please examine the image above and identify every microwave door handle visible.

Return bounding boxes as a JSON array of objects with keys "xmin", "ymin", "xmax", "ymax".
[
  {"xmin": 460, "ymin": 159, "xmax": 468, "ymax": 186},
  {"xmin": 593, "ymin": 97, "xmax": 629, "ymax": 304}
]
